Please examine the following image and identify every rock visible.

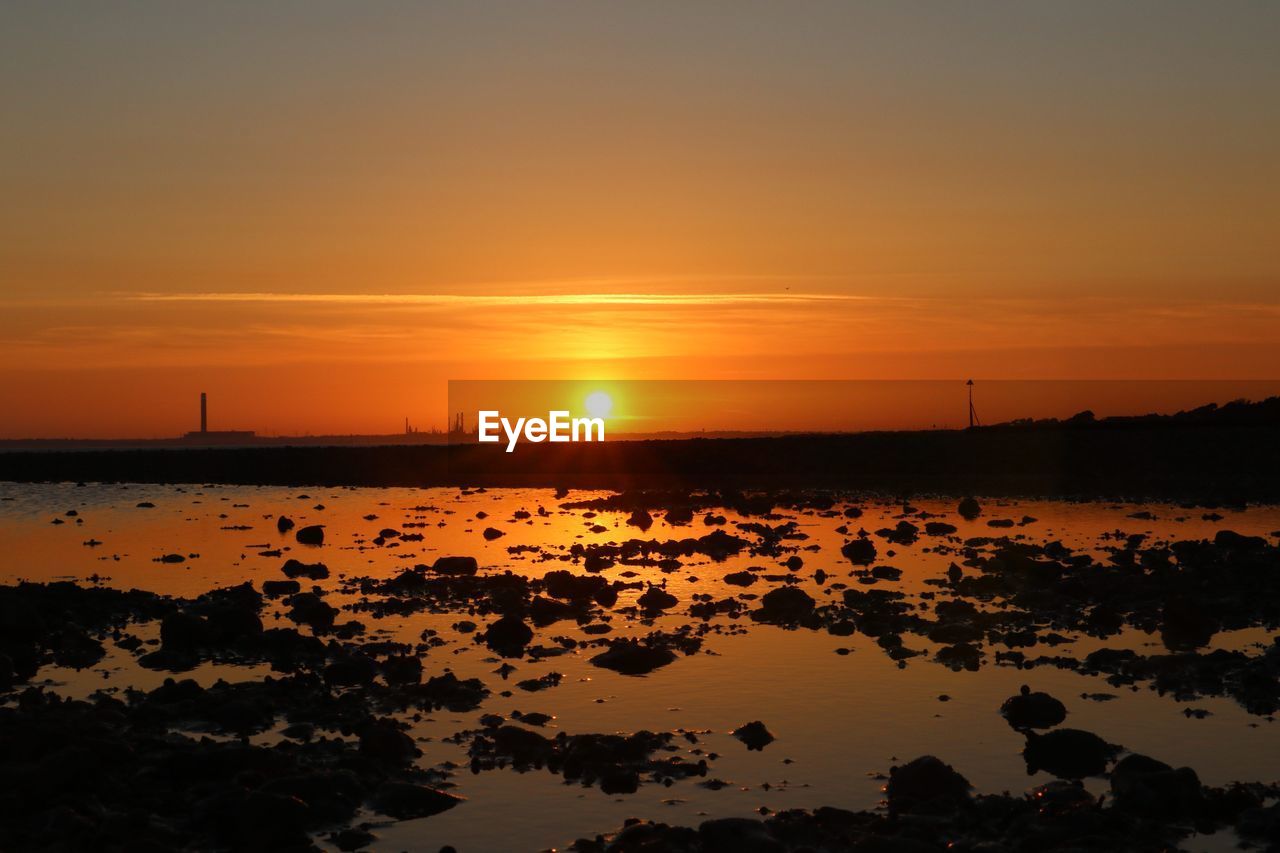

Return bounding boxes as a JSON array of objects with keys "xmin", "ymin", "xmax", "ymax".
[
  {"xmin": 325, "ymin": 653, "xmax": 378, "ymax": 686},
  {"xmin": 698, "ymin": 817, "xmax": 783, "ymax": 853},
  {"xmin": 359, "ymin": 718, "xmax": 419, "ymax": 763},
  {"xmin": 1023, "ymin": 729, "xmax": 1119, "ymax": 778},
  {"xmin": 295, "ymin": 525, "xmax": 325, "ymax": 545},
  {"xmin": 1214, "ymin": 529, "xmax": 1267, "ymax": 551},
  {"xmin": 159, "ymin": 612, "xmax": 209, "ymax": 651},
  {"xmin": 665, "ymin": 506, "xmax": 694, "ymax": 526},
  {"xmin": 431, "ymin": 556, "xmax": 479, "ymax": 576},
  {"xmin": 203, "ymin": 601, "xmax": 263, "ymax": 643},
  {"xmin": 755, "ymin": 586, "xmax": 815, "ymax": 623},
  {"xmin": 637, "ymin": 586, "xmax": 678, "ymax": 611},
  {"xmin": 528, "ymin": 595, "xmax": 576, "ymax": 626},
  {"xmin": 381, "ymin": 655, "xmax": 422, "ymax": 685},
  {"xmin": 600, "ymin": 767, "xmax": 640, "ymax": 794},
  {"xmin": 927, "ymin": 622, "xmax": 982, "ymax": 644},
  {"xmin": 924, "ymin": 521, "xmax": 958, "ymax": 536},
  {"xmin": 934, "ymin": 643, "xmax": 981, "ymax": 671},
  {"xmin": 369, "ymin": 782, "xmax": 462, "ymax": 820},
  {"xmin": 262, "ymin": 579, "xmax": 301, "ymax": 597},
  {"xmin": 878, "ymin": 521, "xmax": 919, "ymax": 545},
  {"xmin": 1028, "ymin": 780, "xmax": 1097, "ymax": 819},
  {"xmin": 841, "ymin": 537, "xmax": 877, "ymax": 565},
  {"xmin": 732, "ymin": 720, "xmax": 775, "ymax": 751},
  {"xmin": 277, "ymin": 516, "xmax": 295, "ymax": 533},
  {"xmin": 627, "ymin": 509, "xmax": 654, "ymax": 531},
  {"xmin": 1161, "ymin": 597, "xmax": 1217, "ymax": 650},
  {"xmin": 1110, "ymin": 753, "xmax": 1203, "ymax": 818},
  {"xmin": 281, "ymin": 559, "xmax": 329, "ymax": 580},
  {"xmin": 287, "ymin": 592, "xmax": 338, "ymax": 632},
  {"xmin": 886, "ymin": 756, "xmax": 971, "ymax": 813},
  {"xmin": 723, "ymin": 571, "xmax": 758, "ymax": 586},
  {"xmin": 590, "ymin": 639, "xmax": 677, "ymax": 675},
  {"xmin": 235, "ymin": 790, "xmax": 311, "ymax": 847},
  {"xmin": 1000, "ymin": 685, "xmax": 1067, "ymax": 730},
  {"xmin": 482, "ymin": 527, "xmax": 505, "ymax": 540},
  {"xmin": 958, "ymin": 497, "xmax": 982, "ymax": 520},
  {"xmin": 482, "ymin": 615, "xmax": 533, "ymax": 655}
]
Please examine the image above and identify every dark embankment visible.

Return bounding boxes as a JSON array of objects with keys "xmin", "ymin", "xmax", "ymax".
[{"xmin": 2, "ymin": 422, "xmax": 1279, "ymax": 501}]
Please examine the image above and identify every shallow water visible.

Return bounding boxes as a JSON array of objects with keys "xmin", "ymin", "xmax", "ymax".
[{"xmin": 2, "ymin": 482, "xmax": 1278, "ymax": 852}]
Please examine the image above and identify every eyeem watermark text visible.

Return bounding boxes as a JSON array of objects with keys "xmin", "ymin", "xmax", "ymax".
[{"xmin": 477, "ymin": 411, "xmax": 605, "ymax": 452}]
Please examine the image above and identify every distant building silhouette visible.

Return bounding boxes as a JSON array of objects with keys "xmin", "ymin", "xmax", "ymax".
[{"xmin": 183, "ymin": 392, "xmax": 255, "ymax": 443}]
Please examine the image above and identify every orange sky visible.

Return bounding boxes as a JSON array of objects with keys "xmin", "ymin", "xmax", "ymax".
[{"xmin": 1, "ymin": 3, "xmax": 1278, "ymax": 437}]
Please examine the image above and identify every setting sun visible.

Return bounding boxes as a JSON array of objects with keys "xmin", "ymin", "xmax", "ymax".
[{"xmin": 584, "ymin": 391, "xmax": 614, "ymax": 420}]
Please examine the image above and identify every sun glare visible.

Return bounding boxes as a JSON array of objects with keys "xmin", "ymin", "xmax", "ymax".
[{"xmin": 584, "ymin": 391, "xmax": 613, "ymax": 419}]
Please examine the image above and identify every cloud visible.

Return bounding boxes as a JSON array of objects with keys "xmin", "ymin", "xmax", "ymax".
[{"xmin": 120, "ymin": 291, "xmax": 879, "ymax": 307}]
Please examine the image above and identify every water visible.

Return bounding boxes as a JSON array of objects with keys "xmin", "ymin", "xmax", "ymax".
[{"xmin": 2, "ymin": 481, "xmax": 1277, "ymax": 851}]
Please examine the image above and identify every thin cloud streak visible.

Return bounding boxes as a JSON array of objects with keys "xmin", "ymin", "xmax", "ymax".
[{"xmin": 122, "ymin": 291, "xmax": 884, "ymax": 307}]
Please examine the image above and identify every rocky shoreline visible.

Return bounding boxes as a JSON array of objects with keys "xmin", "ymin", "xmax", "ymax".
[{"xmin": 2, "ymin": 488, "xmax": 1278, "ymax": 850}]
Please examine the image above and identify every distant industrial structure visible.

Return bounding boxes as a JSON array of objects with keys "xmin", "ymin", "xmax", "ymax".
[
  {"xmin": 966, "ymin": 379, "xmax": 981, "ymax": 428},
  {"xmin": 183, "ymin": 392, "xmax": 256, "ymax": 443}
]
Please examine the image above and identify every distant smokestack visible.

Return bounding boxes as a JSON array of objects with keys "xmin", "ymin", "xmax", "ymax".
[{"xmin": 200, "ymin": 392, "xmax": 207, "ymax": 433}]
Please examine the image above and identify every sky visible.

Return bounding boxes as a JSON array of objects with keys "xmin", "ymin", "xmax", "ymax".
[{"xmin": 2, "ymin": 2, "xmax": 1278, "ymax": 437}]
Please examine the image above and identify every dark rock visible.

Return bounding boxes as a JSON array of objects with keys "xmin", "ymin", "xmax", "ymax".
[
  {"xmin": 732, "ymin": 720, "xmax": 775, "ymax": 751},
  {"xmin": 381, "ymin": 655, "xmax": 423, "ymax": 685},
  {"xmin": 281, "ymin": 559, "xmax": 329, "ymax": 580},
  {"xmin": 958, "ymin": 497, "xmax": 982, "ymax": 520},
  {"xmin": 295, "ymin": 525, "xmax": 325, "ymax": 545},
  {"xmin": 665, "ymin": 506, "xmax": 694, "ymax": 525},
  {"xmin": 287, "ymin": 592, "xmax": 338, "ymax": 632},
  {"xmin": 369, "ymin": 782, "xmax": 462, "ymax": 820},
  {"xmin": 841, "ymin": 537, "xmax": 877, "ymax": 565},
  {"xmin": 159, "ymin": 611, "xmax": 209, "ymax": 651},
  {"xmin": 1161, "ymin": 597, "xmax": 1217, "ymax": 650},
  {"xmin": 325, "ymin": 653, "xmax": 378, "ymax": 686},
  {"xmin": 431, "ymin": 556, "xmax": 479, "ymax": 576},
  {"xmin": 483, "ymin": 615, "xmax": 534, "ymax": 655},
  {"xmin": 1023, "ymin": 729, "xmax": 1119, "ymax": 778},
  {"xmin": 359, "ymin": 718, "xmax": 419, "ymax": 763},
  {"xmin": 755, "ymin": 586, "xmax": 815, "ymax": 623},
  {"xmin": 1000, "ymin": 685, "xmax": 1067, "ymax": 730},
  {"xmin": 637, "ymin": 586, "xmax": 678, "ymax": 611},
  {"xmin": 262, "ymin": 579, "xmax": 301, "ymax": 597},
  {"xmin": 699, "ymin": 817, "xmax": 783, "ymax": 853},
  {"xmin": 886, "ymin": 755, "xmax": 971, "ymax": 814},
  {"xmin": 627, "ymin": 509, "xmax": 654, "ymax": 531},
  {"xmin": 1110, "ymin": 753, "xmax": 1203, "ymax": 818},
  {"xmin": 590, "ymin": 639, "xmax": 677, "ymax": 675}
]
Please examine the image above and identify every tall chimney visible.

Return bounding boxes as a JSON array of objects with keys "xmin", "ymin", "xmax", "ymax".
[{"xmin": 200, "ymin": 392, "xmax": 207, "ymax": 433}]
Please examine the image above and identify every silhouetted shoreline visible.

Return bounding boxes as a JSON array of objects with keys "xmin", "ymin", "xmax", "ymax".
[{"xmin": 3, "ymin": 423, "xmax": 1279, "ymax": 502}]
